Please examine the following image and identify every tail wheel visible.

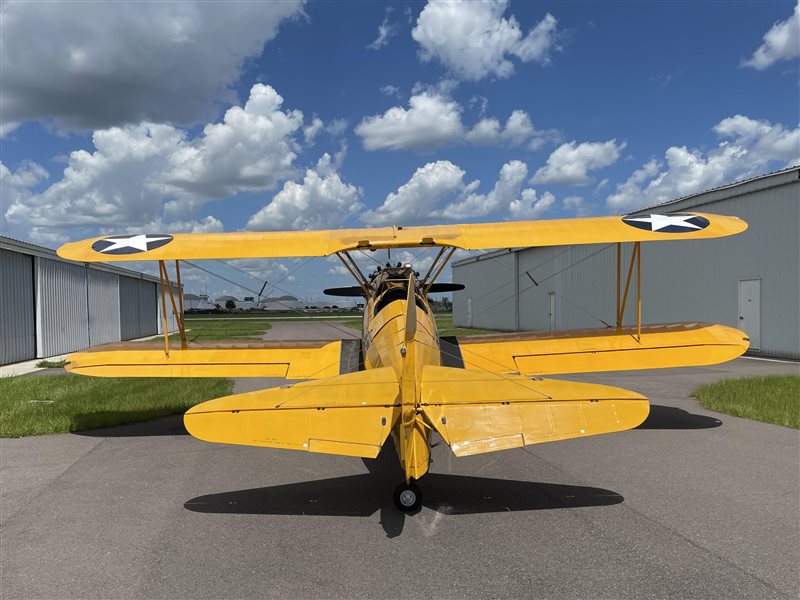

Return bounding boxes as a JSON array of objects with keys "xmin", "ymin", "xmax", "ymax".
[{"xmin": 393, "ymin": 481, "xmax": 422, "ymax": 512}]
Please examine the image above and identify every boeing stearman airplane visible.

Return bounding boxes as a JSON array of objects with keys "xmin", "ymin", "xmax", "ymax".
[{"xmin": 58, "ymin": 212, "xmax": 749, "ymax": 510}]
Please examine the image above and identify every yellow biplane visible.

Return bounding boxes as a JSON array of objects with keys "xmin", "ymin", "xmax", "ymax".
[{"xmin": 57, "ymin": 212, "xmax": 749, "ymax": 511}]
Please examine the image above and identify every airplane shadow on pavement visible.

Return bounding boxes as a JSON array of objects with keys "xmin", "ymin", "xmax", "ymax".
[
  {"xmin": 637, "ymin": 404, "xmax": 722, "ymax": 429},
  {"xmin": 75, "ymin": 414, "xmax": 188, "ymax": 437},
  {"xmin": 184, "ymin": 442, "xmax": 624, "ymax": 538}
]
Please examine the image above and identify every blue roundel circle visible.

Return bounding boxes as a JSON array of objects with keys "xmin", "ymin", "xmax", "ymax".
[
  {"xmin": 91, "ymin": 234, "xmax": 174, "ymax": 255},
  {"xmin": 621, "ymin": 213, "xmax": 710, "ymax": 233}
]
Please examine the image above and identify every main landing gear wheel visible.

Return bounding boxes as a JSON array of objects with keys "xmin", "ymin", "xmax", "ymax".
[{"xmin": 393, "ymin": 481, "xmax": 422, "ymax": 512}]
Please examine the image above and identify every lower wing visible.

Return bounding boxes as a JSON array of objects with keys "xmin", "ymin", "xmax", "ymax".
[
  {"xmin": 441, "ymin": 322, "xmax": 748, "ymax": 376},
  {"xmin": 184, "ymin": 367, "xmax": 400, "ymax": 458},
  {"xmin": 420, "ymin": 366, "xmax": 649, "ymax": 457},
  {"xmin": 65, "ymin": 339, "xmax": 361, "ymax": 379}
]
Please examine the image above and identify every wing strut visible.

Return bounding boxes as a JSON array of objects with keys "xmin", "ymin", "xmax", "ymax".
[
  {"xmin": 615, "ymin": 242, "xmax": 642, "ymax": 341},
  {"xmin": 421, "ymin": 247, "xmax": 456, "ymax": 294},
  {"xmin": 335, "ymin": 251, "xmax": 372, "ymax": 296},
  {"xmin": 157, "ymin": 260, "xmax": 187, "ymax": 355}
]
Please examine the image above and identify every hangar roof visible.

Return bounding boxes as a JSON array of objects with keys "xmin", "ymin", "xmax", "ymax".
[
  {"xmin": 0, "ymin": 235, "xmax": 162, "ymax": 283},
  {"xmin": 453, "ymin": 165, "xmax": 799, "ymax": 268}
]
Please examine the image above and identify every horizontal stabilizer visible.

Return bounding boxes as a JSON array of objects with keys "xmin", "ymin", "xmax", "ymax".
[
  {"xmin": 449, "ymin": 322, "xmax": 748, "ymax": 376},
  {"xmin": 184, "ymin": 368, "xmax": 400, "ymax": 458},
  {"xmin": 65, "ymin": 340, "xmax": 349, "ymax": 379},
  {"xmin": 420, "ymin": 366, "xmax": 649, "ymax": 457}
]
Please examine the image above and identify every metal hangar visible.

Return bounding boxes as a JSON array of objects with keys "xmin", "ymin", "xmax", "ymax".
[
  {"xmin": 1, "ymin": 236, "xmax": 179, "ymax": 365},
  {"xmin": 452, "ymin": 166, "xmax": 800, "ymax": 359}
]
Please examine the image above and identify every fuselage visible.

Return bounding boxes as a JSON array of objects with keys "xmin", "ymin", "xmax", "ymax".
[{"xmin": 360, "ymin": 267, "xmax": 440, "ymax": 481}]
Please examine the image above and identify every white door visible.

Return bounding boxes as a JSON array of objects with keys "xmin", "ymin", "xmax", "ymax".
[
  {"xmin": 466, "ymin": 297, "xmax": 473, "ymax": 328},
  {"xmin": 738, "ymin": 279, "xmax": 760, "ymax": 351},
  {"xmin": 548, "ymin": 292, "xmax": 556, "ymax": 331}
]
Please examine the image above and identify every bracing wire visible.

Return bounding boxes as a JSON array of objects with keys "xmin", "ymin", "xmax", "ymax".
[
  {"xmin": 464, "ymin": 243, "xmax": 617, "ymax": 329},
  {"xmin": 182, "ymin": 259, "xmax": 364, "ymax": 342}
]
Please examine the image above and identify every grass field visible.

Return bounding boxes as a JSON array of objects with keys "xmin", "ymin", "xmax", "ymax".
[
  {"xmin": 434, "ymin": 314, "xmax": 501, "ymax": 337},
  {"xmin": 164, "ymin": 316, "xmax": 273, "ymax": 341},
  {"xmin": 0, "ymin": 375, "xmax": 233, "ymax": 437},
  {"xmin": 177, "ymin": 311, "xmax": 497, "ymax": 338},
  {"xmin": 339, "ymin": 313, "xmax": 499, "ymax": 336},
  {"xmin": 36, "ymin": 359, "xmax": 67, "ymax": 368},
  {"xmin": 692, "ymin": 376, "xmax": 800, "ymax": 429}
]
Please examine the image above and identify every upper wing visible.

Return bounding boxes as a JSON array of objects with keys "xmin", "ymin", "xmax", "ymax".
[
  {"xmin": 184, "ymin": 367, "xmax": 400, "ymax": 458},
  {"xmin": 441, "ymin": 322, "xmax": 749, "ymax": 376},
  {"xmin": 420, "ymin": 366, "xmax": 649, "ymax": 457},
  {"xmin": 65, "ymin": 339, "xmax": 361, "ymax": 379},
  {"xmin": 56, "ymin": 212, "xmax": 746, "ymax": 262}
]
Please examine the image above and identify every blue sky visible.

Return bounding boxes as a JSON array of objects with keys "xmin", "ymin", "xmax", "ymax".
[{"xmin": 1, "ymin": 0, "xmax": 797, "ymax": 300}]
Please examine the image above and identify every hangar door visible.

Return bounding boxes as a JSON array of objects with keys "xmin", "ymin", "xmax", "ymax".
[
  {"xmin": 738, "ymin": 279, "xmax": 760, "ymax": 352},
  {"xmin": 0, "ymin": 249, "xmax": 35, "ymax": 364}
]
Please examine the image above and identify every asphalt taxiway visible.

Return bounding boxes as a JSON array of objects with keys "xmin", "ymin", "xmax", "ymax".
[{"xmin": 1, "ymin": 352, "xmax": 797, "ymax": 599}]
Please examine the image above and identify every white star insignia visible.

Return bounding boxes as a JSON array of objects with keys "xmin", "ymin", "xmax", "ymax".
[
  {"xmin": 97, "ymin": 234, "xmax": 172, "ymax": 253},
  {"xmin": 625, "ymin": 214, "xmax": 703, "ymax": 232}
]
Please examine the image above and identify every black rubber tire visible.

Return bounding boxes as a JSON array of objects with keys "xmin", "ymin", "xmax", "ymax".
[{"xmin": 393, "ymin": 481, "xmax": 422, "ymax": 512}]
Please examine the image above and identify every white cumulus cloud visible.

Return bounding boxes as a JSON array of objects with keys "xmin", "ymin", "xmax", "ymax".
[
  {"xmin": 134, "ymin": 215, "xmax": 225, "ymax": 235},
  {"xmin": 363, "ymin": 160, "xmax": 553, "ymax": 225},
  {"xmin": 1, "ymin": 161, "xmax": 50, "ymax": 229},
  {"xmin": 246, "ymin": 153, "xmax": 363, "ymax": 231},
  {"xmin": 355, "ymin": 93, "xmax": 465, "ymax": 153},
  {"xmin": 357, "ymin": 93, "xmax": 551, "ymax": 153},
  {"xmin": 742, "ymin": 1, "xmax": 800, "ymax": 70},
  {"xmin": 303, "ymin": 117, "xmax": 324, "ymax": 144},
  {"xmin": 379, "ymin": 84, "xmax": 402, "ymax": 98},
  {"xmin": 508, "ymin": 189, "xmax": 556, "ymax": 220},
  {"xmin": 4, "ymin": 84, "xmax": 308, "ymax": 234},
  {"xmin": 606, "ymin": 115, "xmax": 800, "ymax": 211},
  {"xmin": 0, "ymin": 0, "xmax": 303, "ymax": 131},
  {"xmin": 368, "ymin": 10, "xmax": 400, "ymax": 50},
  {"xmin": 531, "ymin": 139, "xmax": 626, "ymax": 186},
  {"xmin": 442, "ymin": 160, "xmax": 530, "ymax": 220},
  {"xmin": 412, "ymin": 0, "xmax": 559, "ymax": 81},
  {"xmin": 562, "ymin": 195, "xmax": 592, "ymax": 216},
  {"xmin": 362, "ymin": 161, "xmax": 466, "ymax": 225}
]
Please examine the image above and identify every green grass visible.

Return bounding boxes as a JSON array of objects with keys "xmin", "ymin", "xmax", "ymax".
[
  {"xmin": 36, "ymin": 359, "xmax": 66, "ymax": 368},
  {"xmin": 341, "ymin": 319, "xmax": 365, "ymax": 331},
  {"xmin": 0, "ymin": 375, "xmax": 233, "ymax": 437},
  {"xmin": 434, "ymin": 314, "xmax": 500, "ymax": 337},
  {"xmin": 160, "ymin": 317, "xmax": 272, "ymax": 341},
  {"xmin": 185, "ymin": 309, "xmax": 360, "ymax": 319},
  {"xmin": 340, "ymin": 313, "xmax": 499, "ymax": 336},
  {"xmin": 691, "ymin": 376, "xmax": 800, "ymax": 429}
]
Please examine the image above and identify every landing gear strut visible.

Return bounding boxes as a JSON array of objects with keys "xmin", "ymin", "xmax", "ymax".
[{"xmin": 393, "ymin": 480, "xmax": 422, "ymax": 512}]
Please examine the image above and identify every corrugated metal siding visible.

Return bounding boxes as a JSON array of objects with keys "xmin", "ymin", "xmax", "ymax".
[
  {"xmin": 157, "ymin": 283, "xmax": 183, "ymax": 334},
  {"xmin": 453, "ymin": 252, "xmax": 517, "ymax": 330},
  {"xmin": 138, "ymin": 280, "xmax": 157, "ymax": 337},
  {"xmin": 518, "ymin": 243, "xmax": 624, "ymax": 331},
  {"xmin": 0, "ymin": 249, "xmax": 36, "ymax": 364},
  {"xmin": 87, "ymin": 269, "xmax": 120, "ymax": 346},
  {"xmin": 1, "ymin": 238, "xmax": 166, "ymax": 361},
  {"xmin": 452, "ymin": 174, "xmax": 800, "ymax": 359},
  {"xmin": 634, "ymin": 185, "xmax": 800, "ymax": 359},
  {"xmin": 36, "ymin": 258, "xmax": 89, "ymax": 357},
  {"xmin": 119, "ymin": 276, "xmax": 141, "ymax": 340}
]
